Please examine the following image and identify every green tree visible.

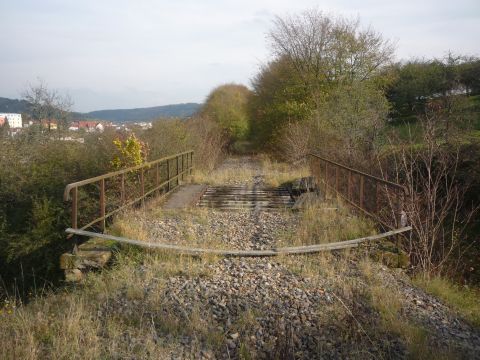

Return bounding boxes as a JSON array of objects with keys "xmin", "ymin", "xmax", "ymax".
[
  {"xmin": 268, "ymin": 10, "xmax": 394, "ymax": 89},
  {"xmin": 459, "ymin": 59, "xmax": 480, "ymax": 95},
  {"xmin": 201, "ymin": 84, "xmax": 252, "ymax": 141},
  {"xmin": 387, "ymin": 55, "xmax": 479, "ymax": 120},
  {"xmin": 0, "ymin": 120, "xmax": 10, "ymax": 138},
  {"xmin": 249, "ymin": 57, "xmax": 315, "ymax": 149},
  {"xmin": 250, "ymin": 10, "xmax": 394, "ymax": 159},
  {"xmin": 313, "ymin": 81, "xmax": 390, "ymax": 160}
]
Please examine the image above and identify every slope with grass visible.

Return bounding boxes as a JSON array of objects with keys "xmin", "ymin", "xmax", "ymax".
[{"xmin": 1, "ymin": 156, "xmax": 479, "ymax": 359}]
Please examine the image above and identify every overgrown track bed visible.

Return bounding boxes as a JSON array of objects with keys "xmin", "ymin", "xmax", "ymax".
[
  {"xmin": 110, "ymin": 156, "xmax": 480, "ymax": 358},
  {"xmin": 4, "ymin": 156, "xmax": 479, "ymax": 359}
]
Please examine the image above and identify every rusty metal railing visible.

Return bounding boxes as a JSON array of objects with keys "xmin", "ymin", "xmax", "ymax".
[
  {"xmin": 308, "ymin": 154, "xmax": 407, "ymax": 230},
  {"xmin": 64, "ymin": 150, "xmax": 194, "ymax": 233}
]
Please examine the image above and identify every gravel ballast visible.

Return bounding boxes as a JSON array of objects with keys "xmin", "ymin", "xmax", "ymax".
[{"xmin": 111, "ymin": 156, "xmax": 480, "ymax": 359}]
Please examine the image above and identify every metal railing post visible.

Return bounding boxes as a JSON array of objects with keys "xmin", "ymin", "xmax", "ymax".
[
  {"xmin": 176, "ymin": 155, "xmax": 179, "ymax": 186},
  {"xmin": 324, "ymin": 161, "xmax": 328, "ymax": 199},
  {"xmin": 72, "ymin": 187, "xmax": 78, "ymax": 229},
  {"xmin": 347, "ymin": 170, "xmax": 352, "ymax": 202},
  {"xmin": 335, "ymin": 167, "xmax": 339, "ymax": 193},
  {"xmin": 156, "ymin": 163, "xmax": 159, "ymax": 195},
  {"xmin": 167, "ymin": 159, "xmax": 171, "ymax": 191},
  {"xmin": 395, "ymin": 189, "xmax": 405, "ymax": 266},
  {"xmin": 121, "ymin": 173, "xmax": 125, "ymax": 205},
  {"xmin": 140, "ymin": 168, "xmax": 145, "ymax": 207},
  {"xmin": 181, "ymin": 154, "xmax": 185, "ymax": 181},
  {"xmin": 100, "ymin": 179, "xmax": 105, "ymax": 232},
  {"xmin": 190, "ymin": 151, "xmax": 194, "ymax": 175},
  {"xmin": 359, "ymin": 176, "xmax": 365, "ymax": 209}
]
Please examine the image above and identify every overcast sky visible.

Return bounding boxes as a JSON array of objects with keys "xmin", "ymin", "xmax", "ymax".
[{"xmin": 1, "ymin": 0, "xmax": 479, "ymax": 112}]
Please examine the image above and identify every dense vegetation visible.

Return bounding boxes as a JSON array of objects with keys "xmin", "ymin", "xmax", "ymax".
[
  {"xmin": 244, "ymin": 10, "xmax": 480, "ymax": 280},
  {"xmin": 0, "ymin": 129, "xmax": 116, "ymax": 295},
  {"xmin": 201, "ymin": 84, "xmax": 252, "ymax": 142},
  {"xmin": 0, "ymin": 115, "xmax": 226, "ymax": 299}
]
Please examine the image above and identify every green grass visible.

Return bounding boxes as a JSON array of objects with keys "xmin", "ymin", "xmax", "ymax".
[
  {"xmin": 413, "ymin": 276, "xmax": 480, "ymax": 327},
  {"xmin": 359, "ymin": 260, "xmax": 443, "ymax": 359}
]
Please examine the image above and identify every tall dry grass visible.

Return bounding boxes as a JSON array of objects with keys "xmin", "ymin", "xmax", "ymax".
[{"xmin": 277, "ymin": 198, "xmax": 376, "ymax": 247}]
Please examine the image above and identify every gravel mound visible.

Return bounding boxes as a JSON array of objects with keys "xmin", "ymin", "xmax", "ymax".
[{"xmin": 138, "ymin": 210, "xmax": 298, "ymax": 250}]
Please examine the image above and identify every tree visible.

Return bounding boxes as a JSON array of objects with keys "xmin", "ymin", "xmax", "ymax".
[
  {"xmin": 459, "ymin": 59, "xmax": 480, "ymax": 95},
  {"xmin": 250, "ymin": 10, "xmax": 394, "ymax": 159},
  {"xmin": 201, "ymin": 84, "xmax": 252, "ymax": 141},
  {"xmin": 313, "ymin": 81, "xmax": 390, "ymax": 162},
  {"xmin": 387, "ymin": 55, "xmax": 479, "ymax": 119},
  {"xmin": 0, "ymin": 120, "xmax": 10, "ymax": 138},
  {"xmin": 22, "ymin": 79, "xmax": 73, "ymax": 132},
  {"xmin": 268, "ymin": 10, "xmax": 395, "ymax": 90},
  {"xmin": 386, "ymin": 60, "xmax": 445, "ymax": 117},
  {"xmin": 249, "ymin": 57, "xmax": 315, "ymax": 149}
]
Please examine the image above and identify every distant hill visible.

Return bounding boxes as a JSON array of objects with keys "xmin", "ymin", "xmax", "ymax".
[
  {"xmin": 0, "ymin": 97, "xmax": 30, "ymax": 113},
  {"xmin": 0, "ymin": 97, "xmax": 202, "ymax": 122},
  {"xmin": 84, "ymin": 103, "xmax": 202, "ymax": 122}
]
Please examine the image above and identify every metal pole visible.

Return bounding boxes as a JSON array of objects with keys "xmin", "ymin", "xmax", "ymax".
[
  {"xmin": 335, "ymin": 167, "xmax": 339, "ymax": 194},
  {"xmin": 395, "ymin": 189, "xmax": 405, "ymax": 267},
  {"xmin": 156, "ymin": 163, "xmax": 159, "ymax": 195},
  {"xmin": 190, "ymin": 152, "xmax": 194, "ymax": 175},
  {"xmin": 348, "ymin": 170, "xmax": 352, "ymax": 201},
  {"xmin": 324, "ymin": 161, "xmax": 328, "ymax": 199},
  {"xmin": 121, "ymin": 173, "xmax": 125, "ymax": 205},
  {"xmin": 181, "ymin": 154, "xmax": 185, "ymax": 181},
  {"xmin": 176, "ymin": 155, "xmax": 179, "ymax": 186},
  {"xmin": 140, "ymin": 168, "xmax": 145, "ymax": 207},
  {"xmin": 359, "ymin": 176, "xmax": 365, "ymax": 209},
  {"xmin": 167, "ymin": 159, "xmax": 171, "ymax": 192},
  {"xmin": 100, "ymin": 179, "xmax": 105, "ymax": 232},
  {"xmin": 72, "ymin": 187, "xmax": 78, "ymax": 229}
]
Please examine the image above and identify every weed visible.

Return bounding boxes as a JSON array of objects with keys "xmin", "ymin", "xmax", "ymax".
[{"xmin": 413, "ymin": 275, "xmax": 480, "ymax": 327}]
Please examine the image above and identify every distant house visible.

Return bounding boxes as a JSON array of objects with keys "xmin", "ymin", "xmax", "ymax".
[
  {"xmin": 69, "ymin": 120, "xmax": 110, "ymax": 132},
  {"xmin": 0, "ymin": 113, "xmax": 22, "ymax": 128},
  {"xmin": 40, "ymin": 120, "xmax": 58, "ymax": 130}
]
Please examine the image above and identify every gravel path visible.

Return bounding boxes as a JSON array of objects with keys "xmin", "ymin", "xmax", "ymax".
[{"xmin": 122, "ymin": 156, "xmax": 480, "ymax": 359}]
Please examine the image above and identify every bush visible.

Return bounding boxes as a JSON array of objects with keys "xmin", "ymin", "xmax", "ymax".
[
  {"xmin": 201, "ymin": 84, "xmax": 252, "ymax": 142},
  {"xmin": 0, "ymin": 131, "xmax": 118, "ymax": 297}
]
